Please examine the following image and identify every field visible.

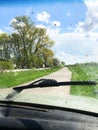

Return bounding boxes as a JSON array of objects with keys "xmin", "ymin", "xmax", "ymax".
[
  {"xmin": 0, "ymin": 68, "xmax": 60, "ymax": 88},
  {"xmin": 68, "ymin": 63, "xmax": 98, "ymax": 98}
]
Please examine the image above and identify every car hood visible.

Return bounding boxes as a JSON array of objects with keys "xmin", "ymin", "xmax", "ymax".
[{"xmin": 0, "ymin": 88, "xmax": 98, "ymax": 113}]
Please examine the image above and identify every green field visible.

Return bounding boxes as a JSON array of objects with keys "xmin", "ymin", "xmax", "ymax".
[
  {"xmin": 68, "ymin": 63, "xmax": 98, "ymax": 98},
  {"xmin": 0, "ymin": 68, "xmax": 60, "ymax": 88}
]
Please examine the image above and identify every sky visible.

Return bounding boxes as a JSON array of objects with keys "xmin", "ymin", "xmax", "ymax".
[{"xmin": 0, "ymin": 0, "xmax": 98, "ymax": 64}]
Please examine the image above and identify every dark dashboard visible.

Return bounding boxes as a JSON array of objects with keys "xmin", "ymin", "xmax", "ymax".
[{"xmin": 0, "ymin": 101, "xmax": 98, "ymax": 130}]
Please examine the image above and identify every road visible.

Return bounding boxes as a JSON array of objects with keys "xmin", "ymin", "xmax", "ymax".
[
  {"xmin": 0, "ymin": 67, "xmax": 72, "ymax": 101},
  {"xmin": 1, "ymin": 67, "xmax": 98, "ymax": 114},
  {"xmin": 21, "ymin": 67, "xmax": 72, "ymax": 96}
]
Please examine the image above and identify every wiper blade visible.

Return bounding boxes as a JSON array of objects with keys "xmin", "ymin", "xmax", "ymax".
[
  {"xmin": 13, "ymin": 79, "xmax": 97, "ymax": 91},
  {"xmin": 5, "ymin": 79, "xmax": 97, "ymax": 100}
]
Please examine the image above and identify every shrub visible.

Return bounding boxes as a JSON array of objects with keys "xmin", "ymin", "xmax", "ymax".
[{"xmin": 0, "ymin": 60, "xmax": 13, "ymax": 73}]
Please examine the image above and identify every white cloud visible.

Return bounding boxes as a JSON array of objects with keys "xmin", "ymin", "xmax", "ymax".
[
  {"xmin": 51, "ymin": 21, "xmax": 61, "ymax": 27},
  {"xmin": 36, "ymin": 11, "xmax": 61, "ymax": 28},
  {"xmin": 56, "ymin": 0, "xmax": 98, "ymax": 64},
  {"xmin": 36, "ymin": 11, "xmax": 50, "ymax": 23},
  {"xmin": 36, "ymin": 24, "xmax": 46, "ymax": 29},
  {"xmin": 46, "ymin": 26, "xmax": 98, "ymax": 64},
  {"xmin": 0, "ymin": 29, "xmax": 4, "ymax": 34},
  {"xmin": 57, "ymin": 51, "xmax": 98, "ymax": 65},
  {"xmin": 57, "ymin": 52, "xmax": 83, "ymax": 65},
  {"xmin": 76, "ymin": 0, "xmax": 98, "ymax": 33},
  {"xmin": 10, "ymin": 18, "xmax": 17, "ymax": 25}
]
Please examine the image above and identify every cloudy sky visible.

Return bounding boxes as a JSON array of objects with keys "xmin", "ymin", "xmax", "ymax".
[{"xmin": 0, "ymin": 0, "xmax": 98, "ymax": 64}]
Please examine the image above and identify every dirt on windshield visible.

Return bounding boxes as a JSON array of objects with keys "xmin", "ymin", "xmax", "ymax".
[{"xmin": 21, "ymin": 67, "xmax": 72, "ymax": 96}]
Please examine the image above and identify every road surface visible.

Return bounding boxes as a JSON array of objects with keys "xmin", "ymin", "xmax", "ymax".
[
  {"xmin": 21, "ymin": 67, "xmax": 72, "ymax": 96},
  {"xmin": 1, "ymin": 67, "xmax": 98, "ymax": 114},
  {"xmin": 0, "ymin": 67, "xmax": 72, "ymax": 101}
]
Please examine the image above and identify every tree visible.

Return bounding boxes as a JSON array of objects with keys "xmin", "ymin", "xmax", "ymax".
[
  {"xmin": 52, "ymin": 58, "xmax": 60, "ymax": 67},
  {"xmin": 10, "ymin": 16, "xmax": 35, "ymax": 68},
  {"xmin": 0, "ymin": 59, "xmax": 13, "ymax": 73},
  {"xmin": 0, "ymin": 33, "xmax": 11, "ymax": 60},
  {"xmin": 31, "ymin": 28, "xmax": 54, "ymax": 67},
  {"xmin": 11, "ymin": 33, "xmax": 23, "ymax": 68},
  {"xmin": 10, "ymin": 15, "xmax": 54, "ymax": 68},
  {"xmin": 61, "ymin": 61, "xmax": 66, "ymax": 67}
]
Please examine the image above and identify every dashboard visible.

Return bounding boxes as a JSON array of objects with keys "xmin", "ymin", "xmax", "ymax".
[{"xmin": 0, "ymin": 101, "xmax": 98, "ymax": 130}]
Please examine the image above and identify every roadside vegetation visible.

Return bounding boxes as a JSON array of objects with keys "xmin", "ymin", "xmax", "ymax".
[
  {"xmin": 0, "ymin": 15, "xmax": 65, "ymax": 89},
  {"xmin": 0, "ymin": 15, "xmax": 65, "ymax": 70},
  {"xmin": 0, "ymin": 59, "xmax": 13, "ymax": 73},
  {"xmin": 68, "ymin": 62, "xmax": 98, "ymax": 98},
  {"xmin": 0, "ymin": 15, "xmax": 61, "ymax": 69},
  {"xmin": 0, "ymin": 67, "xmax": 60, "ymax": 88}
]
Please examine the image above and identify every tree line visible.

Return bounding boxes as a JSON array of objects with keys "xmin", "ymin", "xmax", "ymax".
[{"xmin": 0, "ymin": 16, "xmax": 61, "ymax": 69}]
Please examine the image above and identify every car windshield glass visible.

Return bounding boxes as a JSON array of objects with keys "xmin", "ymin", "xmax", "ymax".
[{"xmin": 0, "ymin": 0, "xmax": 98, "ymax": 113}]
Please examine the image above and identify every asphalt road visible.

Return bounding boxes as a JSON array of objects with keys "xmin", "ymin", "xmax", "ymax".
[
  {"xmin": 0, "ymin": 67, "xmax": 72, "ymax": 101},
  {"xmin": 21, "ymin": 67, "xmax": 72, "ymax": 96}
]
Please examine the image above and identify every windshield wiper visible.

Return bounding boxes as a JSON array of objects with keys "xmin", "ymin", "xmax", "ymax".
[
  {"xmin": 5, "ymin": 79, "xmax": 97, "ymax": 100},
  {"xmin": 13, "ymin": 79, "xmax": 97, "ymax": 91}
]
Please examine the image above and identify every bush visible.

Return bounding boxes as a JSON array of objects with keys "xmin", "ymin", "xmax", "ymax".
[{"xmin": 0, "ymin": 60, "xmax": 13, "ymax": 72}]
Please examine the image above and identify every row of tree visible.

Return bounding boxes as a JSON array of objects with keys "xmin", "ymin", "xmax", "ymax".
[{"xmin": 0, "ymin": 16, "xmax": 61, "ymax": 69}]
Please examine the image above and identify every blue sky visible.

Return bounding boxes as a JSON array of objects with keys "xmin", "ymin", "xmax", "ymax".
[
  {"xmin": 0, "ymin": 0, "xmax": 87, "ymax": 33},
  {"xmin": 0, "ymin": 0, "xmax": 98, "ymax": 64}
]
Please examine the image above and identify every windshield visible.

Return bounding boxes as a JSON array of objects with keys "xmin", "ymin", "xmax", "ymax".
[{"xmin": 0, "ymin": 0, "xmax": 98, "ymax": 113}]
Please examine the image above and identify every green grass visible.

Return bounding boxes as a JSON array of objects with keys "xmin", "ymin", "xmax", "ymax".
[
  {"xmin": 68, "ymin": 63, "xmax": 98, "ymax": 98},
  {"xmin": 0, "ymin": 68, "xmax": 60, "ymax": 88}
]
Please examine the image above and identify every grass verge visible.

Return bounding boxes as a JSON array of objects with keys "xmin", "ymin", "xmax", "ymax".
[
  {"xmin": 68, "ymin": 63, "xmax": 98, "ymax": 98},
  {"xmin": 0, "ymin": 67, "xmax": 60, "ymax": 88}
]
